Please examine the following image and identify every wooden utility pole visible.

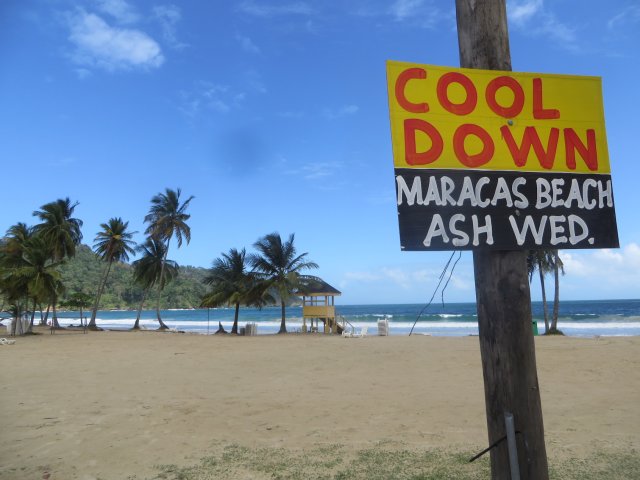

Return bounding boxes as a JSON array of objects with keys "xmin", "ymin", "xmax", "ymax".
[{"xmin": 454, "ymin": 1, "xmax": 549, "ymax": 479}]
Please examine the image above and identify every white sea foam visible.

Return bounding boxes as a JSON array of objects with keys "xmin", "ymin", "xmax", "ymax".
[
  {"xmin": 49, "ymin": 310, "xmax": 640, "ymax": 337},
  {"xmin": 557, "ymin": 322, "xmax": 640, "ymax": 330}
]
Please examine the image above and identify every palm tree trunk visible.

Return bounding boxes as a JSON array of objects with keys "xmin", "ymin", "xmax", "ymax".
[
  {"xmin": 40, "ymin": 304, "xmax": 50, "ymax": 326},
  {"xmin": 538, "ymin": 268, "xmax": 550, "ymax": 334},
  {"xmin": 89, "ymin": 261, "xmax": 113, "ymax": 328},
  {"xmin": 155, "ymin": 239, "xmax": 171, "ymax": 330},
  {"xmin": 132, "ymin": 289, "xmax": 148, "ymax": 330},
  {"xmin": 155, "ymin": 287, "xmax": 169, "ymax": 329},
  {"xmin": 279, "ymin": 301, "xmax": 287, "ymax": 334},
  {"xmin": 14, "ymin": 302, "xmax": 25, "ymax": 335},
  {"xmin": 28, "ymin": 299, "xmax": 37, "ymax": 333},
  {"xmin": 52, "ymin": 301, "xmax": 60, "ymax": 329},
  {"xmin": 551, "ymin": 252, "xmax": 561, "ymax": 333},
  {"xmin": 231, "ymin": 302, "xmax": 240, "ymax": 334},
  {"xmin": 10, "ymin": 305, "xmax": 21, "ymax": 336}
]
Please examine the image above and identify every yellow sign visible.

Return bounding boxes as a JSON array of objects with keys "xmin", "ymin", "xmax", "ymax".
[{"xmin": 387, "ymin": 61, "xmax": 610, "ymax": 174}]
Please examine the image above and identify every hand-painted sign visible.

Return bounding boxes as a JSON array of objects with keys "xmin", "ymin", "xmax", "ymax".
[{"xmin": 387, "ymin": 60, "xmax": 619, "ymax": 251}]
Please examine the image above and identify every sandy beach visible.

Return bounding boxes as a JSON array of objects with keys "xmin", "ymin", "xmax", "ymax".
[{"xmin": 0, "ymin": 330, "xmax": 638, "ymax": 479}]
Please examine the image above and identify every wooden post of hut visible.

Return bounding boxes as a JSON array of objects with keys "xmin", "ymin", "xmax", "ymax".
[{"xmin": 298, "ymin": 277, "xmax": 342, "ymax": 334}]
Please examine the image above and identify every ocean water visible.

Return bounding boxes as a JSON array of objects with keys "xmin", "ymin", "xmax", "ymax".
[{"xmin": 43, "ymin": 299, "xmax": 640, "ymax": 337}]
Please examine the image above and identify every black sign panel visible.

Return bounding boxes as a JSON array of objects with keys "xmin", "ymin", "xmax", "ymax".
[{"xmin": 395, "ymin": 168, "xmax": 619, "ymax": 251}]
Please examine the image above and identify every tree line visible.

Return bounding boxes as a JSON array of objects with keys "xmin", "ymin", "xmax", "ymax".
[
  {"xmin": 1, "ymin": 188, "xmax": 319, "ymax": 335},
  {"xmin": 0, "ymin": 188, "xmax": 196, "ymax": 333}
]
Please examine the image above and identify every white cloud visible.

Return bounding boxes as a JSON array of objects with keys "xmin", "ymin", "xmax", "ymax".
[
  {"xmin": 239, "ymin": 1, "xmax": 314, "ymax": 17},
  {"xmin": 300, "ymin": 162, "xmax": 340, "ymax": 180},
  {"xmin": 243, "ymin": 70, "xmax": 267, "ymax": 94},
  {"xmin": 560, "ymin": 243, "xmax": 640, "ymax": 289},
  {"xmin": 236, "ymin": 34, "xmax": 260, "ymax": 54},
  {"xmin": 388, "ymin": 0, "xmax": 447, "ymax": 29},
  {"xmin": 207, "ymin": 99, "xmax": 231, "ymax": 113},
  {"xmin": 343, "ymin": 271, "xmax": 383, "ymax": 282},
  {"xmin": 339, "ymin": 258, "xmax": 475, "ymax": 303},
  {"xmin": 607, "ymin": 5, "xmax": 640, "ymax": 29},
  {"xmin": 341, "ymin": 265, "xmax": 470, "ymax": 291},
  {"xmin": 95, "ymin": 0, "xmax": 139, "ymax": 24},
  {"xmin": 322, "ymin": 104, "xmax": 359, "ymax": 119},
  {"xmin": 509, "ymin": 0, "xmax": 543, "ymax": 25},
  {"xmin": 281, "ymin": 158, "xmax": 342, "ymax": 180},
  {"xmin": 178, "ymin": 81, "xmax": 245, "ymax": 117},
  {"xmin": 177, "ymin": 71, "xmax": 265, "ymax": 119},
  {"xmin": 507, "ymin": 0, "xmax": 578, "ymax": 49},
  {"xmin": 68, "ymin": 10, "xmax": 164, "ymax": 71},
  {"xmin": 153, "ymin": 4, "xmax": 187, "ymax": 49},
  {"xmin": 381, "ymin": 267, "xmax": 412, "ymax": 289},
  {"xmin": 448, "ymin": 274, "xmax": 473, "ymax": 291},
  {"xmin": 75, "ymin": 68, "xmax": 92, "ymax": 79},
  {"xmin": 201, "ymin": 83, "xmax": 229, "ymax": 97},
  {"xmin": 390, "ymin": 0, "xmax": 424, "ymax": 21}
]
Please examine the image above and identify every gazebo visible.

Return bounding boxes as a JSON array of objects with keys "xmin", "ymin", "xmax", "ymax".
[{"xmin": 296, "ymin": 276, "xmax": 342, "ymax": 334}]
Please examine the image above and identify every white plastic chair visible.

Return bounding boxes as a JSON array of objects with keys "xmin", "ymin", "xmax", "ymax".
[{"xmin": 351, "ymin": 325, "xmax": 368, "ymax": 338}]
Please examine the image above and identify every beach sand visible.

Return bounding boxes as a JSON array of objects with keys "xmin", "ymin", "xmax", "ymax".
[{"xmin": 0, "ymin": 330, "xmax": 638, "ymax": 479}]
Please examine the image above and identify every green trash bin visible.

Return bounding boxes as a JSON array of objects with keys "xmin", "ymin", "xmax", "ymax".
[{"xmin": 532, "ymin": 319, "xmax": 539, "ymax": 336}]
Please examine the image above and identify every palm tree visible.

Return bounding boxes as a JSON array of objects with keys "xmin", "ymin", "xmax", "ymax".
[
  {"xmin": 0, "ymin": 228, "xmax": 61, "ymax": 334},
  {"xmin": 0, "ymin": 226, "xmax": 31, "ymax": 334},
  {"xmin": 250, "ymin": 232, "xmax": 318, "ymax": 334},
  {"xmin": 20, "ymin": 235, "xmax": 64, "ymax": 333},
  {"xmin": 33, "ymin": 198, "xmax": 83, "ymax": 262},
  {"xmin": 144, "ymin": 188, "xmax": 194, "ymax": 328},
  {"xmin": 32, "ymin": 198, "xmax": 83, "ymax": 328},
  {"xmin": 549, "ymin": 251, "xmax": 565, "ymax": 334},
  {"xmin": 527, "ymin": 250, "xmax": 554, "ymax": 333},
  {"xmin": 202, "ymin": 248, "xmax": 270, "ymax": 335},
  {"xmin": 131, "ymin": 237, "xmax": 178, "ymax": 330},
  {"xmin": 527, "ymin": 249, "xmax": 565, "ymax": 335},
  {"xmin": 3, "ymin": 223, "xmax": 32, "ymax": 257},
  {"xmin": 88, "ymin": 218, "xmax": 136, "ymax": 329}
]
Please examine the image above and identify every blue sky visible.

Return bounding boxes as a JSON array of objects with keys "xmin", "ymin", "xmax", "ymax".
[{"xmin": 1, "ymin": 0, "xmax": 639, "ymax": 305}]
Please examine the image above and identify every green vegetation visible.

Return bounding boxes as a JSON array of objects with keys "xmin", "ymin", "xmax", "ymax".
[
  {"xmin": 0, "ymin": 198, "xmax": 83, "ymax": 332},
  {"xmin": 59, "ymin": 291, "xmax": 92, "ymax": 326},
  {"xmin": 132, "ymin": 237, "xmax": 179, "ymax": 328},
  {"xmin": 144, "ymin": 188, "xmax": 195, "ymax": 328},
  {"xmin": 150, "ymin": 444, "xmax": 639, "ymax": 480},
  {"xmin": 0, "ymin": 191, "xmax": 206, "ymax": 321},
  {"xmin": 202, "ymin": 248, "xmax": 272, "ymax": 335},
  {"xmin": 2, "ymin": 195, "xmax": 315, "ymax": 321},
  {"xmin": 249, "ymin": 232, "xmax": 318, "ymax": 333},
  {"xmin": 58, "ymin": 244, "xmax": 207, "ymax": 310},
  {"xmin": 32, "ymin": 197, "xmax": 84, "ymax": 328},
  {"xmin": 89, "ymin": 217, "xmax": 137, "ymax": 327}
]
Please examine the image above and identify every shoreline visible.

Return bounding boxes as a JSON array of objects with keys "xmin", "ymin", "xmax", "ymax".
[
  {"xmin": 8, "ymin": 324, "xmax": 640, "ymax": 339},
  {"xmin": 6, "ymin": 321, "xmax": 639, "ymax": 338},
  {"xmin": 3, "ymin": 299, "xmax": 636, "ymax": 337}
]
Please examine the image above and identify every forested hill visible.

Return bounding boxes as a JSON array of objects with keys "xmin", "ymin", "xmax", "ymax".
[{"xmin": 60, "ymin": 245, "xmax": 208, "ymax": 310}]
